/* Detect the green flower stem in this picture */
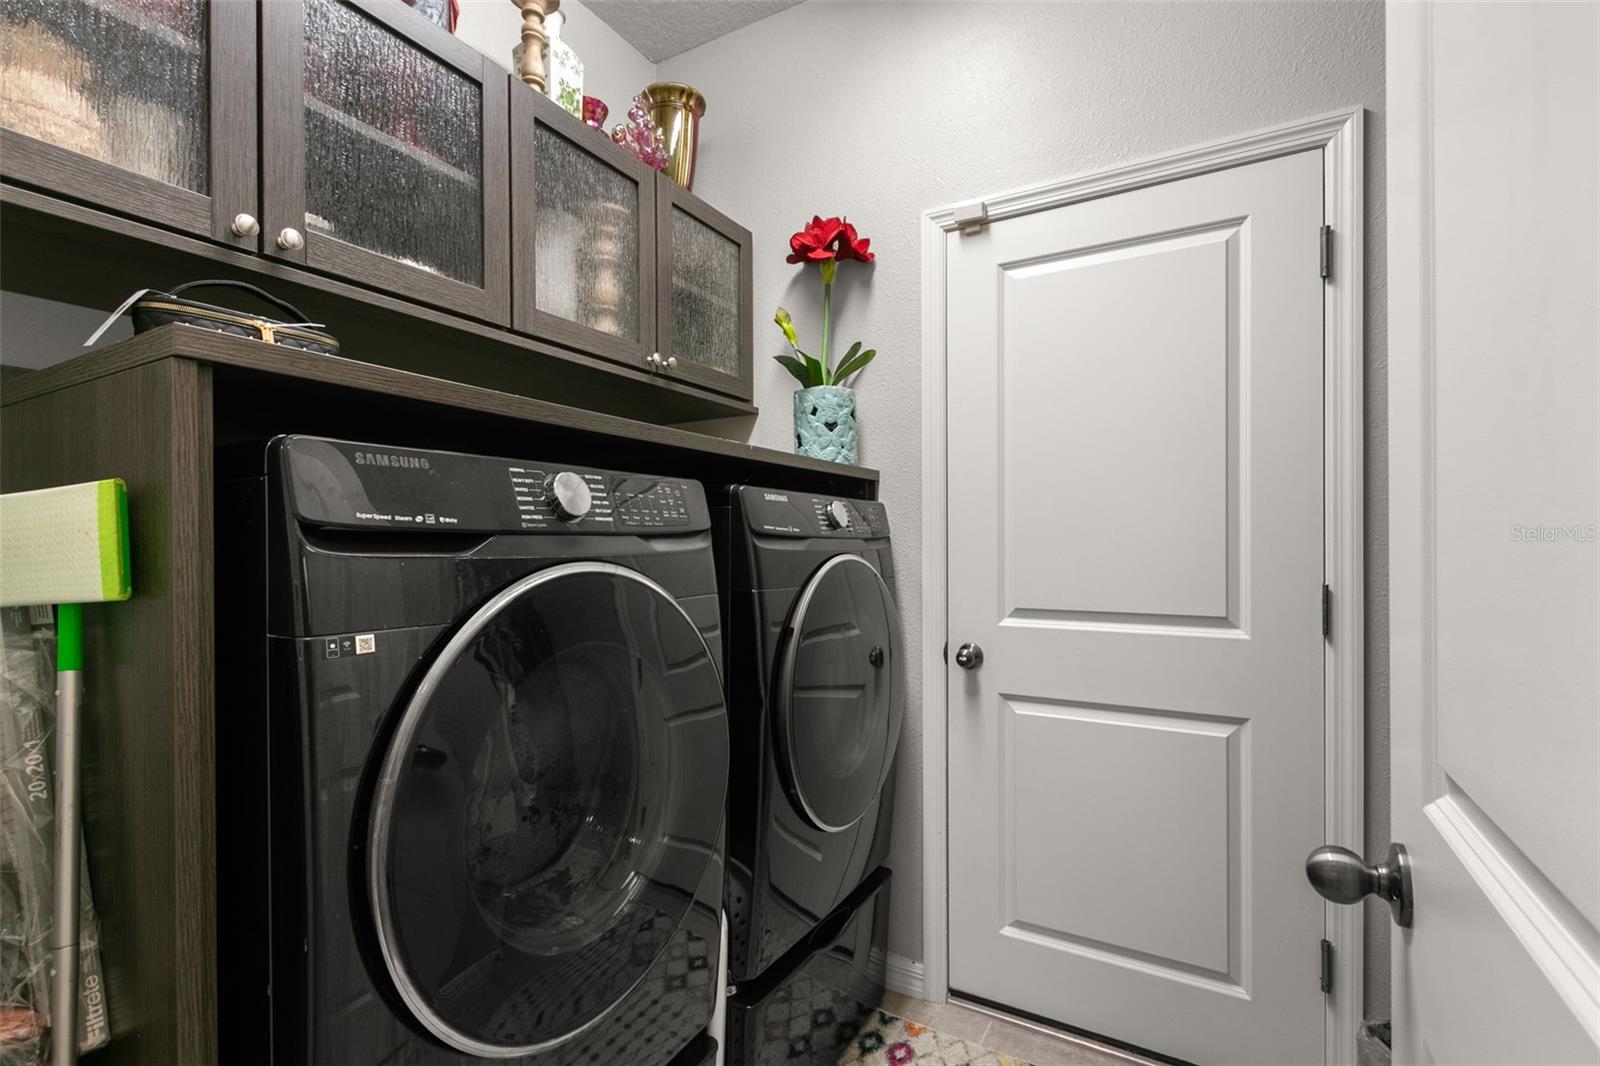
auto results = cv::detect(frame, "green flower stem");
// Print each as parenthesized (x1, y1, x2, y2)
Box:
(819, 259, 836, 378)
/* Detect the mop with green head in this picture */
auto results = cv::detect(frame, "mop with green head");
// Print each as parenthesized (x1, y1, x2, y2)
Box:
(0, 480, 130, 1066)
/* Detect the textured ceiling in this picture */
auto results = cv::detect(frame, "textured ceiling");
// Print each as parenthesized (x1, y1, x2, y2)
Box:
(581, 0, 809, 61)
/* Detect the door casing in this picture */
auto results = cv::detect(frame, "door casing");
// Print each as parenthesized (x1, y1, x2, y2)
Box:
(918, 108, 1367, 1065)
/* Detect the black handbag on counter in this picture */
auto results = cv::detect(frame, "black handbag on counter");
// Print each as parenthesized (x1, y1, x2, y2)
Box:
(85, 280, 340, 355)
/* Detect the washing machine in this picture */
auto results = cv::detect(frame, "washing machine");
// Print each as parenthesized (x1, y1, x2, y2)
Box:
(713, 486, 901, 1065)
(215, 435, 728, 1065)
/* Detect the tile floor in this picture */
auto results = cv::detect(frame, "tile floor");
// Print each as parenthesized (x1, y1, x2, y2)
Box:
(878, 991, 1160, 1066)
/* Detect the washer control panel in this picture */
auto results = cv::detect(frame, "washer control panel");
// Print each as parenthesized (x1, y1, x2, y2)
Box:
(279, 436, 707, 534)
(738, 485, 888, 539)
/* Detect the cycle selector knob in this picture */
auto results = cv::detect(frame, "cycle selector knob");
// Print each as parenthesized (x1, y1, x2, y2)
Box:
(824, 500, 851, 530)
(545, 471, 592, 521)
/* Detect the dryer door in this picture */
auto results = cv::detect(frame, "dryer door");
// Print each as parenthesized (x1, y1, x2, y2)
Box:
(363, 562, 728, 1058)
(774, 553, 904, 832)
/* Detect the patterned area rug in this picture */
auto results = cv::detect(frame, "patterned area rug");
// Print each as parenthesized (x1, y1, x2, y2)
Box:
(837, 1009, 1032, 1066)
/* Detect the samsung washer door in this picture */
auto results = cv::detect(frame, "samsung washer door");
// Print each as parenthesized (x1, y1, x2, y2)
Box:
(774, 554, 903, 832)
(365, 561, 728, 1058)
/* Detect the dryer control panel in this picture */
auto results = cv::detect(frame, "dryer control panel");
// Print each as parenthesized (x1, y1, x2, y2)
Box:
(737, 485, 889, 539)
(278, 436, 709, 534)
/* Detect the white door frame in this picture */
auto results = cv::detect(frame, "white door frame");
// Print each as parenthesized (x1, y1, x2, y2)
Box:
(919, 108, 1367, 1066)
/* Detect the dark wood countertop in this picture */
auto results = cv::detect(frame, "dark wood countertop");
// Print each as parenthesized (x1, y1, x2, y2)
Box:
(3, 324, 880, 485)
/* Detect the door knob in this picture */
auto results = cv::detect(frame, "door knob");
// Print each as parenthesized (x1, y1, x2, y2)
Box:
(954, 642, 984, 670)
(230, 212, 260, 237)
(1305, 842, 1412, 927)
(276, 227, 304, 251)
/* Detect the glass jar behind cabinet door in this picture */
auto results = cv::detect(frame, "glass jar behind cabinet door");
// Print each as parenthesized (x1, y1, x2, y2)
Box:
(509, 80, 655, 372)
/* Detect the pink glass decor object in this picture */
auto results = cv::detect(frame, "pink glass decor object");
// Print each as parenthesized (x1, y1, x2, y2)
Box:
(582, 96, 608, 131)
(610, 94, 668, 172)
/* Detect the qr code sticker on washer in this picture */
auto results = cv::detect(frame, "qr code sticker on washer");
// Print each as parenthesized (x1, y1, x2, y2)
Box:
(355, 634, 375, 655)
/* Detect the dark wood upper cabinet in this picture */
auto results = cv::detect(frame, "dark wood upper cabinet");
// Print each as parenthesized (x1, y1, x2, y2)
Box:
(0, 1, 756, 409)
(260, 0, 510, 325)
(510, 79, 655, 371)
(655, 175, 754, 402)
(0, 0, 258, 250)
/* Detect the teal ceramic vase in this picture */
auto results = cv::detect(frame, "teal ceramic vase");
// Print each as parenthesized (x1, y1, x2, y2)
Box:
(793, 385, 858, 464)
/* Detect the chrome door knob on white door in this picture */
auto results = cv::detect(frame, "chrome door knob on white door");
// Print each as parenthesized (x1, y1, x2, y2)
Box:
(954, 643, 983, 670)
(1305, 842, 1412, 927)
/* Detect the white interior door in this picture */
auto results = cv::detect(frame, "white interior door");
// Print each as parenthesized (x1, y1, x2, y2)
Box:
(1386, 4, 1600, 1064)
(946, 148, 1327, 1065)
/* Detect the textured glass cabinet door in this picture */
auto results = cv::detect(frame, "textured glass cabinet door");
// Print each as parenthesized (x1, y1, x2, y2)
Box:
(0, 0, 257, 245)
(262, 0, 509, 323)
(656, 176, 753, 401)
(511, 84, 653, 367)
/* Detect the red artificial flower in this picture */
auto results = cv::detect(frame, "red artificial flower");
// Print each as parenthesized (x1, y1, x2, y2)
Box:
(786, 215, 845, 264)
(833, 219, 874, 263)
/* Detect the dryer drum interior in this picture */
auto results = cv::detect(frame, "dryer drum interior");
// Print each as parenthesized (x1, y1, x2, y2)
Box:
(772, 553, 904, 834)
(363, 562, 728, 1058)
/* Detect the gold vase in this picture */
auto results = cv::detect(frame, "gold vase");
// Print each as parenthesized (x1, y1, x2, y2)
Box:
(642, 82, 706, 191)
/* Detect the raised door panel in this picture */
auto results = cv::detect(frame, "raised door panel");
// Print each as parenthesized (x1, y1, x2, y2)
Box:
(262, 0, 509, 324)
(510, 81, 654, 369)
(1002, 229, 1237, 626)
(656, 176, 753, 402)
(0, 0, 257, 248)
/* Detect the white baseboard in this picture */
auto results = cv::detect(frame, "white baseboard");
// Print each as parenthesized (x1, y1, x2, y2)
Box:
(882, 951, 926, 999)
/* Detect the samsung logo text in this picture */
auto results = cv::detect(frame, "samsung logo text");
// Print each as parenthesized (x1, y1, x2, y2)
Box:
(354, 452, 431, 470)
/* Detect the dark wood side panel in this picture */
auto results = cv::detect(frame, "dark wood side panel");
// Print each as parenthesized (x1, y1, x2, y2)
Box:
(259, 0, 310, 268)
(207, 0, 261, 250)
(0, 360, 217, 1065)
(481, 61, 511, 326)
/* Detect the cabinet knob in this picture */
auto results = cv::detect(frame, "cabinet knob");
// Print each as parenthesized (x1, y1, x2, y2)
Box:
(230, 213, 260, 237)
(666, 356, 678, 370)
(647, 352, 663, 369)
(276, 227, 305, 251)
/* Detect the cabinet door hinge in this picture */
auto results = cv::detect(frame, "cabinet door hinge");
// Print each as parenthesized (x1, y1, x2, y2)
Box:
(1320, 938, 1334, 994)
(1319, 224, 1333, 279)
(1322, 584, 1332, 639)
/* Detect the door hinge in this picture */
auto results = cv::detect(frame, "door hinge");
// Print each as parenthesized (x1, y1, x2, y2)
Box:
(1322, 584, 1332, 639)
(942, 641, 949, 664)
(1319, 224, 1332, 279)
(1320, 938, 1334, 994)
(951, 198, 989, 235)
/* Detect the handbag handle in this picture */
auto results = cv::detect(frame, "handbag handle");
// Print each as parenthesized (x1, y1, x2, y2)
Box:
(167, 279, 311, 323)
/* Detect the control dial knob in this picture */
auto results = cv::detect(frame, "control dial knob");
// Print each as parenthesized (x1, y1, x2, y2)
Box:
(546, 471, 592, 521)
(823, 500, 851, 530)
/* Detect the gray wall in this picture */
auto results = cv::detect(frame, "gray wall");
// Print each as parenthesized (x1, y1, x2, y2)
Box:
(658, 0, 1391, 1018)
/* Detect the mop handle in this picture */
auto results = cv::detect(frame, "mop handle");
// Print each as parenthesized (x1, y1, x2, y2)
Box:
(51, 604, 83, 1066)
